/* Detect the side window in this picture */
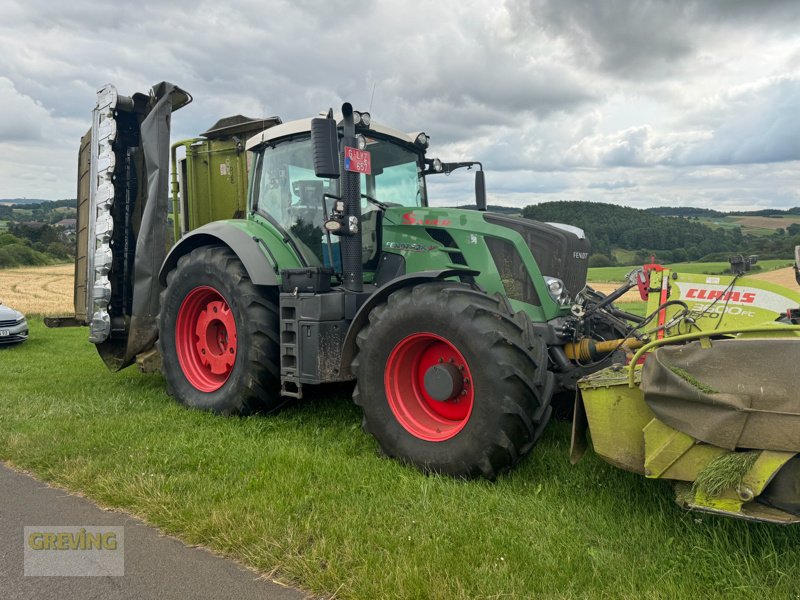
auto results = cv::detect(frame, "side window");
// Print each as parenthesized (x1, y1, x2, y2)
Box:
(255, 139, 332, 265)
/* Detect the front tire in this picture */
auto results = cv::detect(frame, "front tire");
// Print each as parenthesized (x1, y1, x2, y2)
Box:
(157, 245, 281, 415)
(352, 281, 554, 479)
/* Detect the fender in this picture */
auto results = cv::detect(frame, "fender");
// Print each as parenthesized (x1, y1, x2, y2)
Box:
(159, 220, 282, 286)
(338, 268, 479, 379)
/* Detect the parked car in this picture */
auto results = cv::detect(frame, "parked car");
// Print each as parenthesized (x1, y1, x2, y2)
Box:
(0, 304, 28, 345)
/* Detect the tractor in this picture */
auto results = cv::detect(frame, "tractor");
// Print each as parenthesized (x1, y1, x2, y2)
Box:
(66, 82, 800, 522)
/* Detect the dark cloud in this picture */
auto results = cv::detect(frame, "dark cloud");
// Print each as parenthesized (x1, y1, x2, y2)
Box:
(506, 0, 800, 79)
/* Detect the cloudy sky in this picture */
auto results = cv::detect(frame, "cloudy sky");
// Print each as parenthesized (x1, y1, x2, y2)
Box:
(1, 0, 798, 210)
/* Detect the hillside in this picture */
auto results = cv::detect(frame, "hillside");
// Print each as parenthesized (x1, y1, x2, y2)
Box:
(646, 205, 800, 237)
(646, 206, 800, 218)
(0, 199, 77, 267)
(521, 201, 800, 267)
(0, 198, 61, 206)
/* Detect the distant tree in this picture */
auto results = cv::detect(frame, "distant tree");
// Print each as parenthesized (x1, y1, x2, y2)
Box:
(588, 254, 612, 268)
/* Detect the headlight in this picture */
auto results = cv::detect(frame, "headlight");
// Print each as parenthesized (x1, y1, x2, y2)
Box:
(356, 134, 367, 150)
(544, 276, 569, 305)
(432, 158, 443, 172)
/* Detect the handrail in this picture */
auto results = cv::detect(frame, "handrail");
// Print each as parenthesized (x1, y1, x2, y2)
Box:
(627, 324, 800, 387)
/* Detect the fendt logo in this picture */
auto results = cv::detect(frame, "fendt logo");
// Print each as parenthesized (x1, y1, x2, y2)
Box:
(685, 288, 756, 304)
(402, 212, 451, 227)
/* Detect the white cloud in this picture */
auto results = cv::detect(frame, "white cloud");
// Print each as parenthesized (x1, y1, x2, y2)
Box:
(0, 77, 50, 141)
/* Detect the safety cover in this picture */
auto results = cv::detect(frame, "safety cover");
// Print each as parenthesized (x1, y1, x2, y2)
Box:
(641, 338, 800, 452)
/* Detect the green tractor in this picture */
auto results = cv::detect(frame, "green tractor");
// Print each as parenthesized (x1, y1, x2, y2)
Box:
(70, 82, 800, 521)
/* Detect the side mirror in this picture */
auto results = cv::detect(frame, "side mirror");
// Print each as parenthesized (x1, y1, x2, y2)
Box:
(311, 116, 340, 179)
(475, 169, 487, 211)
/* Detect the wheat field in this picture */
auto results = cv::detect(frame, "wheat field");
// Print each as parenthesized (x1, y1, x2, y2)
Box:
(0, 263, 75, 315)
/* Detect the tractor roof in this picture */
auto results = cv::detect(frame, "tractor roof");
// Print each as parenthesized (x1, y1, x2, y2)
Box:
(245, 115, 421, 150)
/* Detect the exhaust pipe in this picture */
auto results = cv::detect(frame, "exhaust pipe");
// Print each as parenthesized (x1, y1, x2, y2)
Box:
(339, 103, 363, 293)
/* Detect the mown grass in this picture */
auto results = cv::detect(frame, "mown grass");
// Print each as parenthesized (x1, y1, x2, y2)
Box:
(2, 321, 800, 598)
(588, 259, 793, 282)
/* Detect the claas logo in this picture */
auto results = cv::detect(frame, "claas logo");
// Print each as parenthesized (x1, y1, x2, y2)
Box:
(685, 288, 756, 304)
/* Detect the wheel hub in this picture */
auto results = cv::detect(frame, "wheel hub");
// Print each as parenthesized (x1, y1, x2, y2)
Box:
(423, 362, 463, 402)
(194, 300, 236, 376)
(384, 332, 474, 442)
(175, 286, 238, 392)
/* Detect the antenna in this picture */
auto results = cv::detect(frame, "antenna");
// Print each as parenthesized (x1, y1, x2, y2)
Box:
(368, 81, 377, 113)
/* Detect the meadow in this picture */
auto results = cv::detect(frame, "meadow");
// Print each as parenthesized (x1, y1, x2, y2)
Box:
(1, 263, 799, 597)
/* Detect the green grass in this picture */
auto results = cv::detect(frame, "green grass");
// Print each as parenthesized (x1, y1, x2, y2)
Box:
(694, 452, 760, 499)
(611, 248, 639, 265)
(2, 321, 800, 598)
(669, 367, 718, 394)
(588, 259, 793, 282)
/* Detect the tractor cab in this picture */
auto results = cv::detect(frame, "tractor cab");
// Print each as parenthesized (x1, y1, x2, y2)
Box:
(245, 114, 430, 279)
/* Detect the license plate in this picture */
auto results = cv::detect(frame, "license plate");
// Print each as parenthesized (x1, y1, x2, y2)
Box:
(0, 330, 9, 337)
(344, 146, 371, 175)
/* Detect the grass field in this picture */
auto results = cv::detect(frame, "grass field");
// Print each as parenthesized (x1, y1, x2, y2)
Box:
(2, 321, 799, 599)
(588, 259, 793, 282)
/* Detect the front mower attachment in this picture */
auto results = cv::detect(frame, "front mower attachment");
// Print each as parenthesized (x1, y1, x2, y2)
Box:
(576, 325, 800, 524)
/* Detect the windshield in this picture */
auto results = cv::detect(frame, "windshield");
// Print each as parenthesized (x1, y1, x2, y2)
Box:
(253, 135, 425, 266)
(358, 136, 426, 208)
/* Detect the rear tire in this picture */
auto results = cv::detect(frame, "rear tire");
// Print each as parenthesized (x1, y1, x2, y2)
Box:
(352, 281, 554, 479)
(157, 245, 281, 415)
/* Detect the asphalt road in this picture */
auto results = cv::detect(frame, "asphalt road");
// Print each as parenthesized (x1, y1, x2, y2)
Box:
(0, 463, 308, 599)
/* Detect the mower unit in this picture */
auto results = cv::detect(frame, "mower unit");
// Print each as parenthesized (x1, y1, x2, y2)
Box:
(573, 267, 800, 523)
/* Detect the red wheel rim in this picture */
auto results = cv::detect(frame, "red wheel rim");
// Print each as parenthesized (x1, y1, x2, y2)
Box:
(385, 332, 474, 442)
(175, 286, 237, 392)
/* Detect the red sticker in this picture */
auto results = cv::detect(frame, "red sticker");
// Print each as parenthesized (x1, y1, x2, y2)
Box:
(344, 146, 371, 175)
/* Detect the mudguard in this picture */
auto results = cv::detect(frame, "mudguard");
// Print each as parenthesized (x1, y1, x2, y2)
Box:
(338, 268, 479, 379)
(159, 220, 283, 287)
